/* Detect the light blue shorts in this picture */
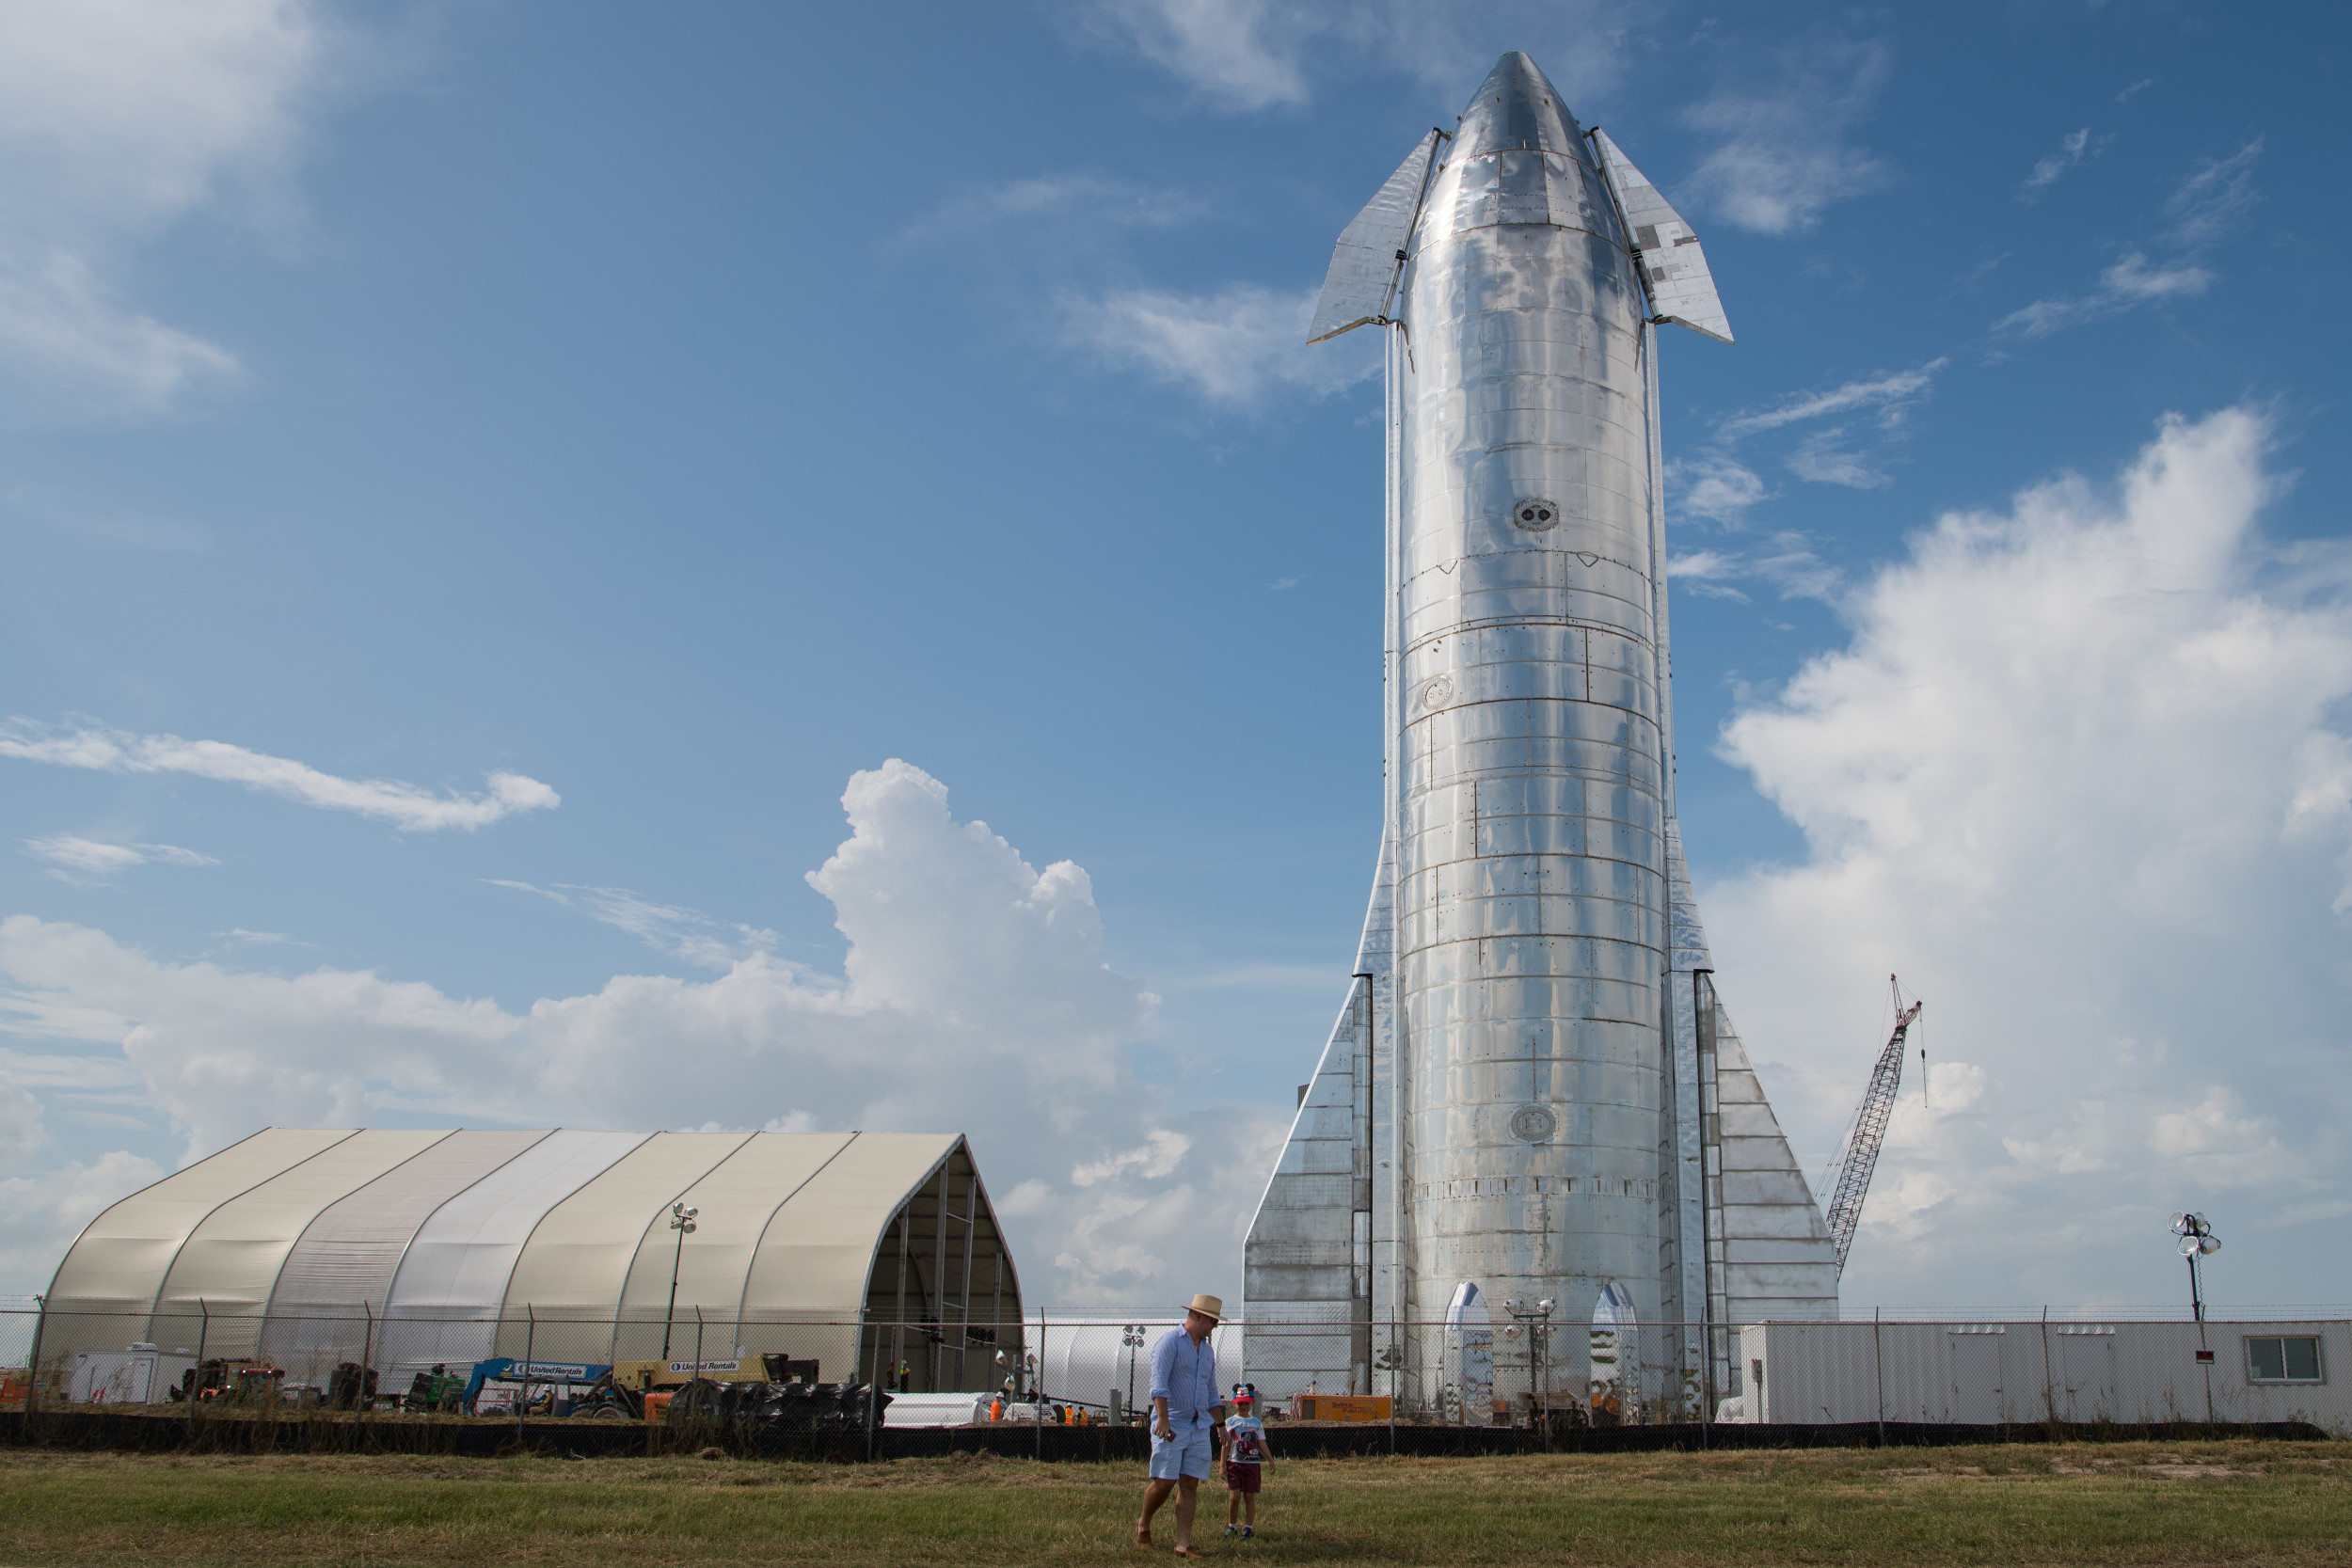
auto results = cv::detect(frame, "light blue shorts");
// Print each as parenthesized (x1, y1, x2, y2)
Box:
(1149, 1419, 1214, 1481)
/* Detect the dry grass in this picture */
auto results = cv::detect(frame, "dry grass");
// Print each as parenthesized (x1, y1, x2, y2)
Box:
(0, 1439, 2345, 1565)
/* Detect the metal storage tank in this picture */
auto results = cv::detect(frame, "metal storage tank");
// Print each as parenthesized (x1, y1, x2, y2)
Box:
(34, 1128, 1023, 1399)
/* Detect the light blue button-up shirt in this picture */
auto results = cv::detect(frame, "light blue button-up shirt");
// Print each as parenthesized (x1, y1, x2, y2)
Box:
(1148, 1325, 1217, 1426)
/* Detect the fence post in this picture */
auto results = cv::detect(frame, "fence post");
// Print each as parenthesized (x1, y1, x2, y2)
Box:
(694, 1307, 706, 1383)
(359, 1301, 374, 1445)
(1388, 1317, 1396, 1453)
(521, 1306, 535, 1442)
(1703, 1316, 1722, 1448)
(1035, 1315, 1044, 1461)
(188, 1299, 209, 1436)
(1872, 1307, 1885, 1446)
(864, 1307, 879, 1462)
(22, 1294, 45, 1423)
(2040, 1306, 2056, 1428)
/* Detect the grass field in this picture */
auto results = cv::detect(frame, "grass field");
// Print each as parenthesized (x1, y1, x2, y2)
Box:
(0, 1440, 2344, 1565)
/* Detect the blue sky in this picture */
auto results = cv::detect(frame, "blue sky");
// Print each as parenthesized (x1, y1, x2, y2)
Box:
(1, 0, 2346, 1314)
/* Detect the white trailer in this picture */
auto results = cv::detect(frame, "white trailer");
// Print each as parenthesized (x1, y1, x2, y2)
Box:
(1730, 1319, 2349, 1431)
(67, 1346, 197, 1405)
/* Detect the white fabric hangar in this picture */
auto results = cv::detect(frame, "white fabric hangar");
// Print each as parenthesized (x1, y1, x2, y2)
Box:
(40, 1128, 1021, 1392)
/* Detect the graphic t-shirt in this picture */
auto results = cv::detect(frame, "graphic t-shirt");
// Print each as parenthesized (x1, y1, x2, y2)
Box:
(1225, 1415, 1267, 1465)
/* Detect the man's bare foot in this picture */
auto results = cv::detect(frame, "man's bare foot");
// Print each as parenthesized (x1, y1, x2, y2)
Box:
(1134, 1521, 1152, 1548)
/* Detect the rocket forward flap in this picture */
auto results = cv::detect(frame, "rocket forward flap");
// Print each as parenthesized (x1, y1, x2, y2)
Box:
(1591, 129, 1733, 345)
(1307, 130, 1443, 345)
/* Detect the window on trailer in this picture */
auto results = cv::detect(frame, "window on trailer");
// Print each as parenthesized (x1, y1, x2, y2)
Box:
(2244, 1337, 2324, 1384)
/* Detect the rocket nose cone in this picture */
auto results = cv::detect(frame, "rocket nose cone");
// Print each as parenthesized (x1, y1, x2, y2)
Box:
(1455, 51, 1585, 161)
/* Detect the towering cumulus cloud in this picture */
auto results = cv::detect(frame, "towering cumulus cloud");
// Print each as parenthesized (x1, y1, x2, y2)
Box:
(1705, 406, 2352, 1304)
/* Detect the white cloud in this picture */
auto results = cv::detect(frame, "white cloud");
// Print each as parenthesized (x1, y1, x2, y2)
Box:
(219, 928, 313, 948)
(0, 1050, 143, 1092)
(1073, 1128, 1192, 1186)
(1995, 141, 2256, 341)
(0, 719, 558, 832)
(0, 248, 241, 419)
(1669, 548, 1749, 601)
(1683, 32, 1892, 235)
(1718, 362, 1945, 440)
(2165, 138, 2264, 249)
(1688, 361, 1942, 511)
(0, 1151, 163, 1291)
(0, 1072, 46, 1168)
(1995, 253, 2214, 339)
(1664, 532, 1840, 604)
(1702, 406, 2352, 1305)
(1078, 0, 1312, 109)
(1669, 549, 1740, 580)
(1785, 429, 1893, 490)
(0, 759, 1283, 1308)
(22, 834, 216, 881)
(1749, 532, 1841, 601)
(1066, 283, 1378, 406)
(1070, 0, 1629, 113)
(490, 880, 778, 972)
(2020, 127, 2095, 196)
(1673, 457, 1767, 526)
(0, 0, 334, 419)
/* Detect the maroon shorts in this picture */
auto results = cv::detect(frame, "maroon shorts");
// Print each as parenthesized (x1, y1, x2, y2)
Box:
(1225, 1461, 1262, 1494)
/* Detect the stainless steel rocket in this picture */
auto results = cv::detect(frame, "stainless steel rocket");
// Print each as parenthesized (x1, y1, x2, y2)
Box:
(1244, 52, 1837, 1418)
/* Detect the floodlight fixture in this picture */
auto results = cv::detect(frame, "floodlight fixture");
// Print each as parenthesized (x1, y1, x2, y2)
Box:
(2167, 1209, 2220, 1327)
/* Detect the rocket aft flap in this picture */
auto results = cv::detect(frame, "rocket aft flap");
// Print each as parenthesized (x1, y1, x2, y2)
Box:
(1242, 53, 1836, 1418)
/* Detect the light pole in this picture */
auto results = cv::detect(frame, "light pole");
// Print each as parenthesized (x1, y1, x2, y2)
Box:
(2170, 1212, 2221, 1423)
(1121, 1324, 1146, 1423)
(660, 1201, 698, 1361)
(2170, 1212, 2221, 1326)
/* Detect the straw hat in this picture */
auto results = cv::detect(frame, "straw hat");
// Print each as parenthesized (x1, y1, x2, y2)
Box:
(1183, 1293, 1224, 1323)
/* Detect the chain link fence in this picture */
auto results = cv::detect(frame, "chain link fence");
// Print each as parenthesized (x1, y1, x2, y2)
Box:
(5, 1302, 2343, 1433)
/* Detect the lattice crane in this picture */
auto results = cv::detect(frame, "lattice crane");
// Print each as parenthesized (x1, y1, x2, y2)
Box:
(1823, 975, 1924, 1275)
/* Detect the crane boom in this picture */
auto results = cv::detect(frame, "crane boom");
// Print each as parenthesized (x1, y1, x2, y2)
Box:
(1823, 975, 1924, 1275)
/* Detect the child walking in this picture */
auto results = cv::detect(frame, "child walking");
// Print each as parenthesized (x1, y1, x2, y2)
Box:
(1219, 1384, 1275, 1540)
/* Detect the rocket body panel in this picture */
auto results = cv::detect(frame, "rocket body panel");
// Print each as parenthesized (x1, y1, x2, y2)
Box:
(1243, 50, 1834, 1409)
(1391, 55, 1667, 1331)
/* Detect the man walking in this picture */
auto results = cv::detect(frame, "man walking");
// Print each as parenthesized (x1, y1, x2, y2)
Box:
(1136, 1294, 1223, 1556)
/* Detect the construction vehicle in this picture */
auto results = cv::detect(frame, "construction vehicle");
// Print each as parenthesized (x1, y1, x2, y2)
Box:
(570, 1354, 823, 1420)
(1822, 975, 1925, 1275)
